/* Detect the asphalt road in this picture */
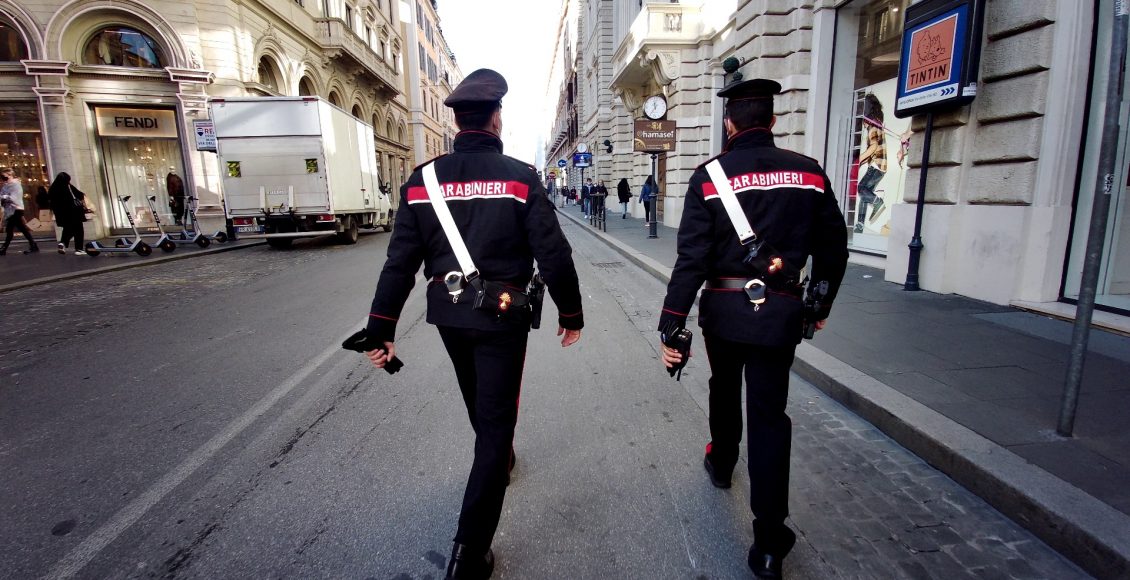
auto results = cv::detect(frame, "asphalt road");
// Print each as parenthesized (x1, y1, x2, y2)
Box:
(0, 222, 1087, 579)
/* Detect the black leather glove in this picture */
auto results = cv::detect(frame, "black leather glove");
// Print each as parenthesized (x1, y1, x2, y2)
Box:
(341, 329, 404, 374)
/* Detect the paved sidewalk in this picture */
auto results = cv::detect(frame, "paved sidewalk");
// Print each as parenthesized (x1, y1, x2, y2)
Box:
(0, 233, 263, 293)
(559, 204, 1130, 578)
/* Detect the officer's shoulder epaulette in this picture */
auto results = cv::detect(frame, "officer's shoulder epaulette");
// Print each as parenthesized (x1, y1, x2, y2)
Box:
(412, 153, 449, 172)
(695, 151, 727, 171)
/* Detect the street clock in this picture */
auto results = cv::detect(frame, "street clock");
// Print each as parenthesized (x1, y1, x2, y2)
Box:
(643, 95, 668, 120)
(576, 142, 588, 153)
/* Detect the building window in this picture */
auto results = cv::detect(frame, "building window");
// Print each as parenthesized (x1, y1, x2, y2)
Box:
(352, 104, 363, 119)
(82, 27, 164, 68)
(345, 4, 354, 29)
(0, 16, 29, 61)
(379, 40, 387, 60)
(418, 44, 425, 70)
(298, 76, 315, 96)
(257, 57, 279, 93)
(427, 57, 437, 82)
(322, 0, 330, 17)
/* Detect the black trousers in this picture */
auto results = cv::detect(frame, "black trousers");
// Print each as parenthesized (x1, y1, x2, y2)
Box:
(60, 218, 84, 251)
(438, 326, 528, 552)
(3, 210, 37, 249)
(703, 332, 797, 549)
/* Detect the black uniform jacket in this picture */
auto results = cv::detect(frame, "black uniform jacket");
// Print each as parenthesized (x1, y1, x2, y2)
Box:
(367, 130, 584, 342)
(658, 128, 848, 347)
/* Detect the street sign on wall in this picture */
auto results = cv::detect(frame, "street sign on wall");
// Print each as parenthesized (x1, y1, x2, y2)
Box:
(557, 159, 567, 168)
(894, 0, 986, 118)
(633, 120, 677, 152)
(572, 152, 592, 167)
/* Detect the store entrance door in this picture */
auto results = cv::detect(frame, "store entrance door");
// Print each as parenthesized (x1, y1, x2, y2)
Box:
(1064, 0, 1130, 313)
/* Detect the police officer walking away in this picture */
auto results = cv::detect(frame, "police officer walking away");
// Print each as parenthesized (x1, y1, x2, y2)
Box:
(358, 69, 584, 580)
(657, 79, 848, 578)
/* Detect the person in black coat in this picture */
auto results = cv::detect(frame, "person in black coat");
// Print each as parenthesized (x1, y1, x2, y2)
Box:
(616, 178, 631, 218)
(658, 78, 848, 579)
(360, 69, 584, 580)
(47, 172, 88, 255)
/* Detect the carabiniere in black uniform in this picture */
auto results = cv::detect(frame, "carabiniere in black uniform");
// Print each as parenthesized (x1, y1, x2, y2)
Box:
(361, 69, 583, 580)
(658, 78, 848, 579)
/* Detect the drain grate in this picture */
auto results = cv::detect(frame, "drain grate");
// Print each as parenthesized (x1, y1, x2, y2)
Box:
(591, 261, 625, 269)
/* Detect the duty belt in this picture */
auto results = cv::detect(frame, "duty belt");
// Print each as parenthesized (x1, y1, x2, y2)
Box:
(707, 278, 803, 294)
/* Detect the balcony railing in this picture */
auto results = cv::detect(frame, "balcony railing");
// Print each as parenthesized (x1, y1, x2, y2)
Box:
(611, 0, 711, 89)
(314, 18, 399, 95)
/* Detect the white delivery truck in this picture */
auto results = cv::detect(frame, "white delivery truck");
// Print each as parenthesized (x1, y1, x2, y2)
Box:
(210, 96, 393, 248)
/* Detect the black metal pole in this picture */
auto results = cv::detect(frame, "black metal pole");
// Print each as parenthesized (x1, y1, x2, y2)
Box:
(1059, 6, 1127, 437)
(648, 153, 658, 239)
(904, 111, 935, 291)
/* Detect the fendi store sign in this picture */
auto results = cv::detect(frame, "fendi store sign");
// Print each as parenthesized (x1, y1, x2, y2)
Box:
(94, 107, 178, 138)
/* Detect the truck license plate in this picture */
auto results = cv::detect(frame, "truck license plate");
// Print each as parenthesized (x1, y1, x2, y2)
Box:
(236, 225, 262, 233)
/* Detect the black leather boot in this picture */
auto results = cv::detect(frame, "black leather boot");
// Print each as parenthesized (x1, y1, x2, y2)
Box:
(748, 523, 796, 579)
(445, 543, 494, 580)
(703, 443, 733, 488)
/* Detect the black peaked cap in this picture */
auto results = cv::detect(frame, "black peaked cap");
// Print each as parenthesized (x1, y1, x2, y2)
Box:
(445, 68, 508, 111)
(717, 78, 781, 100)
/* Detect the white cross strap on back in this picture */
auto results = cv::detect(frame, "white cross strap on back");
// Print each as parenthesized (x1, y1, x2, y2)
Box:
(423, 162, 479, 280)
(705, 160, 757, 245)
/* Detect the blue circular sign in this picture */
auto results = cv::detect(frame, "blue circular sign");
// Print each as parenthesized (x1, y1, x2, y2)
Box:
(557, 159, 567, 168)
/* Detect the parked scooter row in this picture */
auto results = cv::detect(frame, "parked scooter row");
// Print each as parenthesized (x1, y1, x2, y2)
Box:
(85, 194, 227, 257)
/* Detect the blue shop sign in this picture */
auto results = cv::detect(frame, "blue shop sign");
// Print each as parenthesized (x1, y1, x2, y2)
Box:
(894, 0, 985, 118)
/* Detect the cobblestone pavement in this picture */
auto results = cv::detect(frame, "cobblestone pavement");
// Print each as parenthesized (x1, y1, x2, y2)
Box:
(572, 218, 1090, 579)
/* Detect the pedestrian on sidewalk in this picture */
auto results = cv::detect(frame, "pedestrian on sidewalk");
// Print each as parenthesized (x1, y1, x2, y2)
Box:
(581, 178, 593, 218)
(356, 69, 584, 580)
(616, 178, 632, 218)
(0, 167, 39, 255)
(640, 175, 657, 225)
(657, 78, 848, 579)
(47, 172, 89, 255)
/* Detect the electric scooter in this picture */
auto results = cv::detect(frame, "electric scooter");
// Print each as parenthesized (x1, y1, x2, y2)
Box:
(179, 195, 228, 246)
(85, 195, 153, 257)
(140, 195, 179, 253)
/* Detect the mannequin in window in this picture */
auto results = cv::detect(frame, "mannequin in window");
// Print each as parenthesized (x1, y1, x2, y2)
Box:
(854, 94, 888, 234)
(166, 169, 186, 225)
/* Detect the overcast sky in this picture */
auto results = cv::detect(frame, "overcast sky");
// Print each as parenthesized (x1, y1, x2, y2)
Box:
(436, 0, 560, 165)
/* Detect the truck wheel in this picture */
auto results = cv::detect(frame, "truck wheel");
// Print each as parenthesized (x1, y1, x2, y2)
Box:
(337, 217, 359, 245)
(267, 238, 293, 249)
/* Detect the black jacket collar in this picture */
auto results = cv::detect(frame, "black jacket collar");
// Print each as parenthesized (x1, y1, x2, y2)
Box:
(724, 127, 775, 152)
(453, 130, 504, 153)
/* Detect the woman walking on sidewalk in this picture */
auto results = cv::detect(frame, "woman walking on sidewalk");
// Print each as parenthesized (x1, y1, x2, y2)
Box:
(616, 178, 632, 218)
(0, 167, 39, 255)
(48, 172, 88, 255)
(640, 175, 658, 225)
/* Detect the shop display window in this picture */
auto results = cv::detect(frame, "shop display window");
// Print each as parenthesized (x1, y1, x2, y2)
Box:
(828, 0, 912, 255)
(0, 103, 51, 233)
(82, 27, 163, 69)
(101, 139, 185, 230)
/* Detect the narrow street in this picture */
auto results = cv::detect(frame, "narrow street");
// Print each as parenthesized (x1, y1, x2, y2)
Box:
(0, 219, 1086, 579)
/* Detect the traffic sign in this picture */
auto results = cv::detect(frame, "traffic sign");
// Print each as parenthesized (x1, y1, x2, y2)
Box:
(548, 171, 557, 179)
(557, 159, 567, 168)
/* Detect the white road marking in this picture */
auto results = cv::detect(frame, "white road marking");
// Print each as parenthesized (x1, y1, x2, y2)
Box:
(44, 330, 356, 580)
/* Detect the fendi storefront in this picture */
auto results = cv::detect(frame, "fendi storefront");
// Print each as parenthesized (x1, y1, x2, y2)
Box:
(92, 106, 186, 232)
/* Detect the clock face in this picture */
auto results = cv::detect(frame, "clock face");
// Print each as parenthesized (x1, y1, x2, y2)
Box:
(576, 142, 588, 153)
(644, 95, 667, 119)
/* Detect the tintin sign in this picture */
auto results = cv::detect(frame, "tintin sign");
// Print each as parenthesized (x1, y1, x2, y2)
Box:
(895, 0, 985, 118)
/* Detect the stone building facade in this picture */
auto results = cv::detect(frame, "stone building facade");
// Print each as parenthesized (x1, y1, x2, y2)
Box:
(403, 0, 460, 167)
(554, 0, 1128, 317)
(0, 0, 410, 239)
